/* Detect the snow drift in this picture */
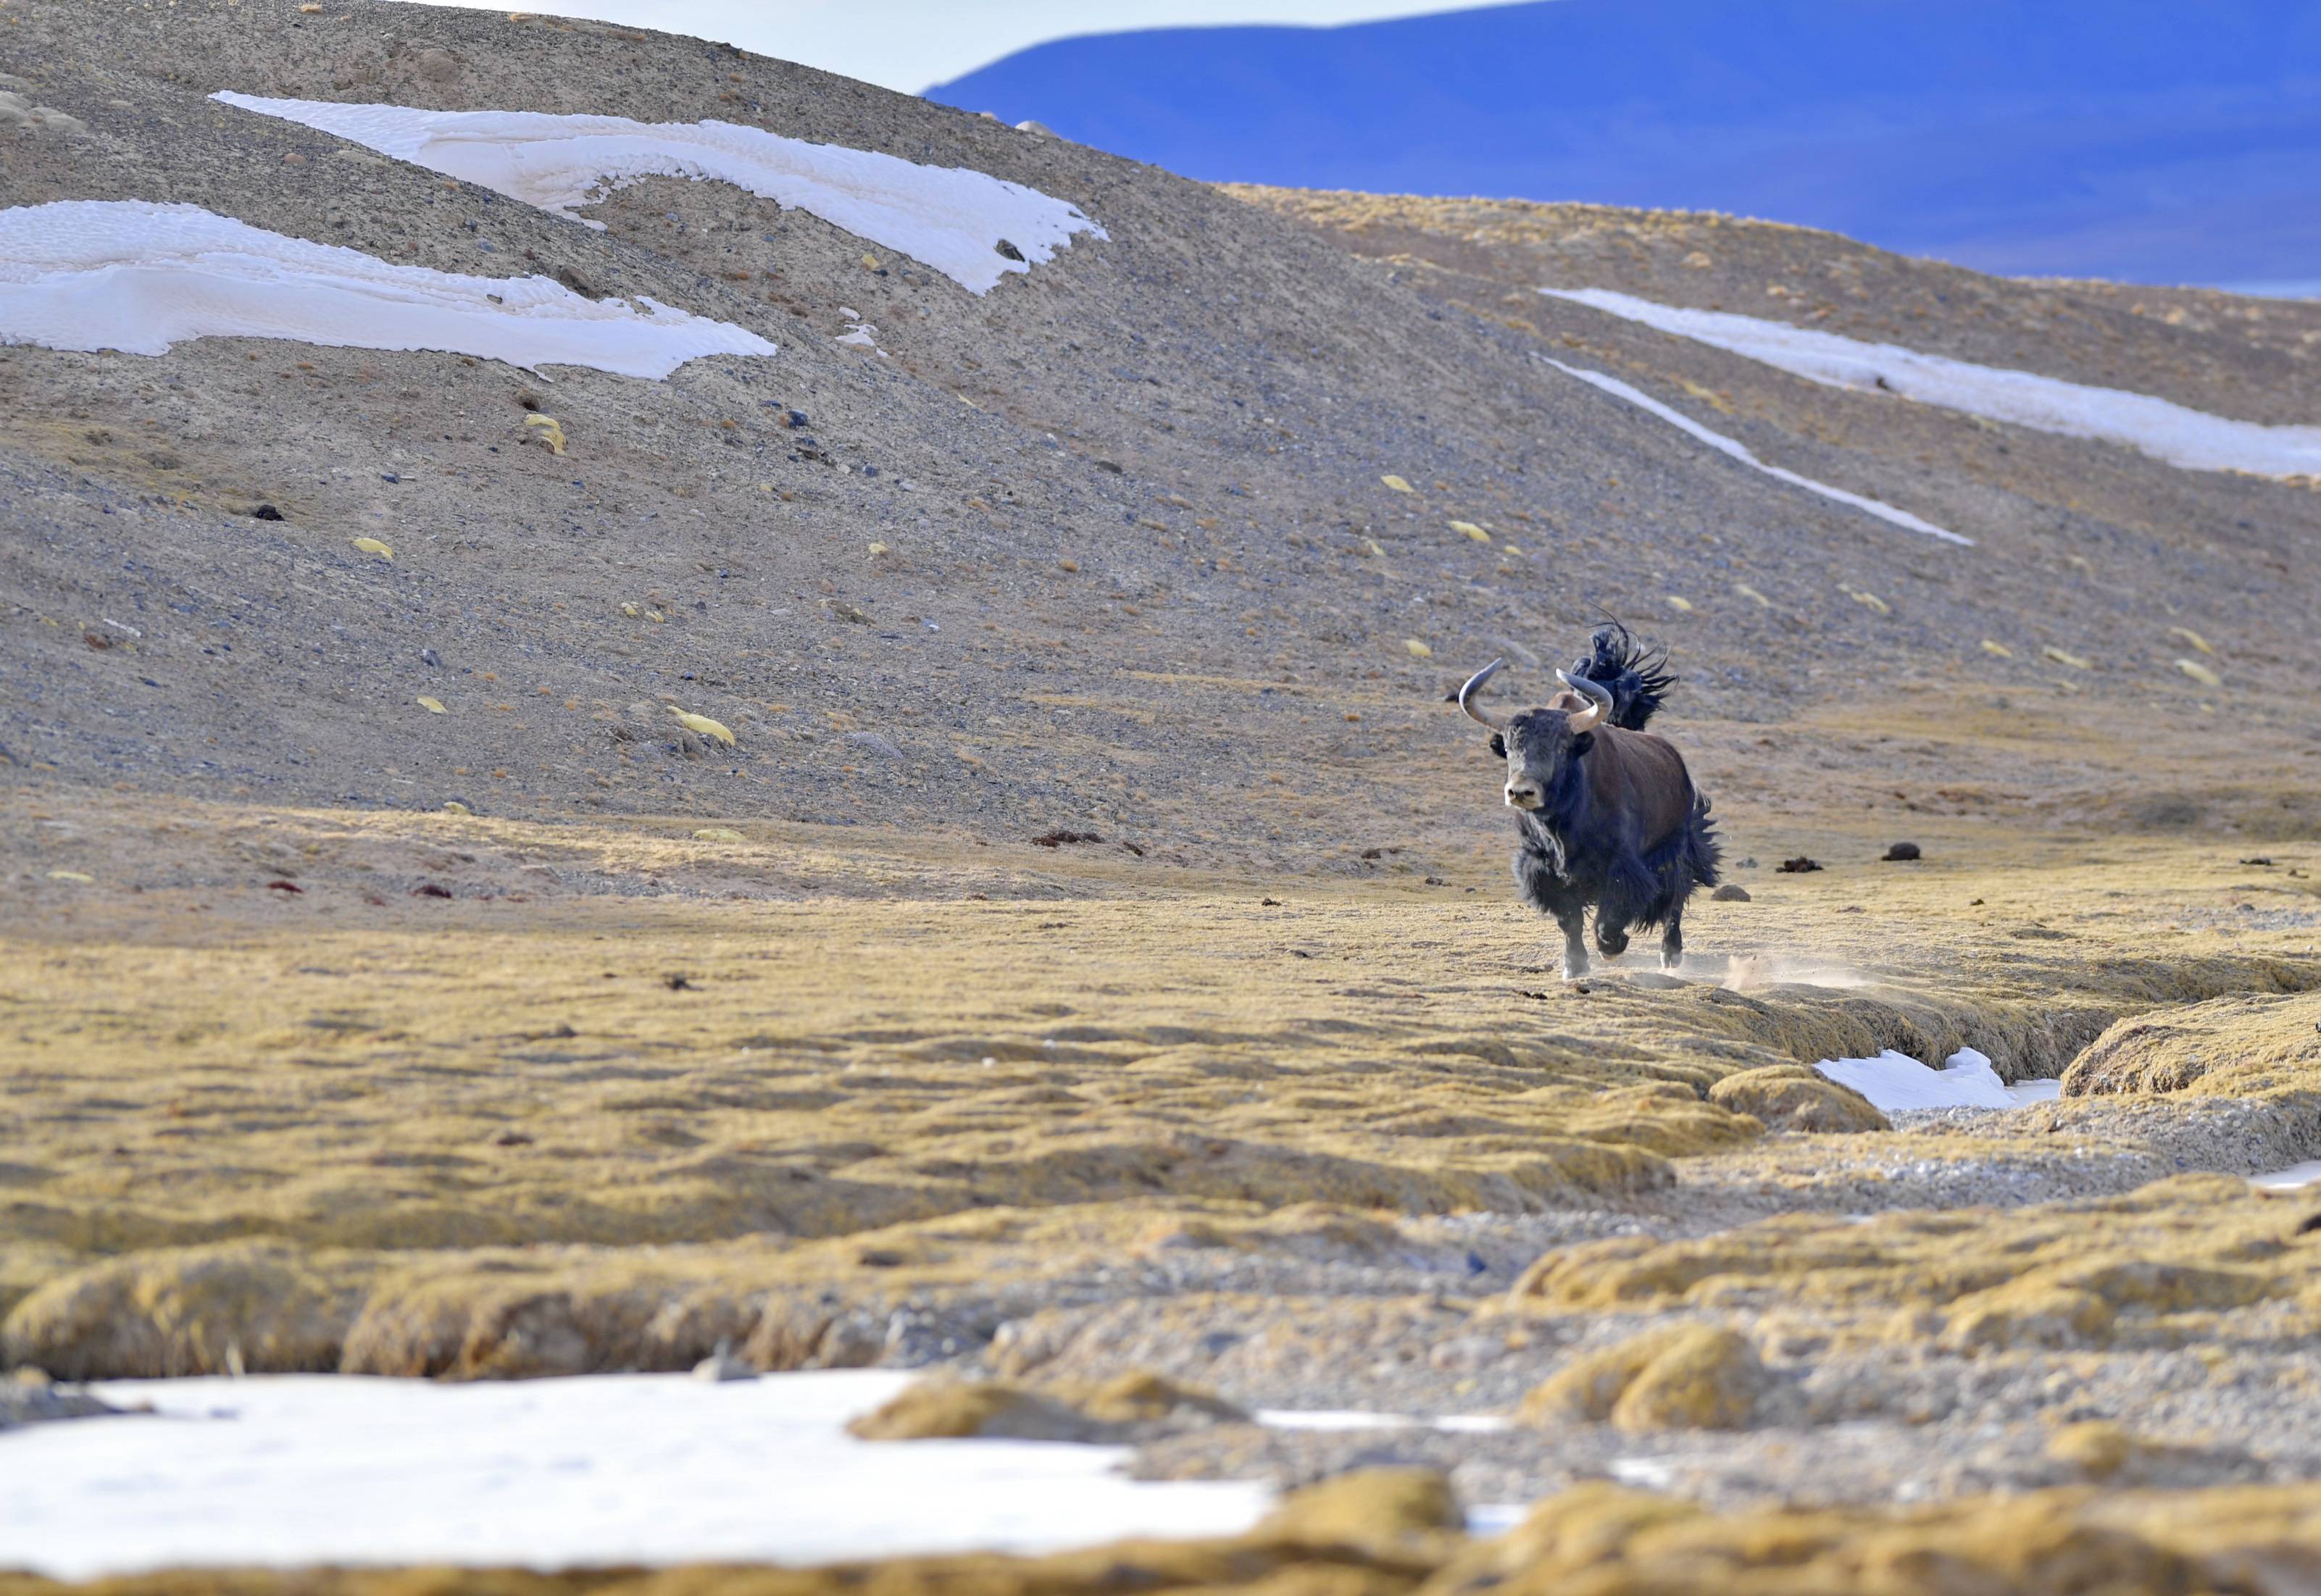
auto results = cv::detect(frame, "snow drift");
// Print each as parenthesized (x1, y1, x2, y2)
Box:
(1815, 1047, 2047, 1112)
(213, 93, 1107, 296)
(1543, 357, 1968, 543)
(1544, 287, 2321, 479)
(0, 200, 776, 377)
(1, 1371, 1267, 1578)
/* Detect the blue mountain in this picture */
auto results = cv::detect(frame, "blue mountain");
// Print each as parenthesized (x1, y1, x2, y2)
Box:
(928, 0, 2321, 289)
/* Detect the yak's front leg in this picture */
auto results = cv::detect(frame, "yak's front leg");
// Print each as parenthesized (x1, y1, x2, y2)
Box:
(1516, 848, 1592, 980)
(1554, 900, 1591, 980)
(1594, 914, 1631, 961)
(1660, 902, 1685, 972)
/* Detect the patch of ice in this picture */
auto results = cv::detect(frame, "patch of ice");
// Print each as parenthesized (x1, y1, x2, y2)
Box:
(1540, 356, 1969, 544)
(2251, 1160, 2321, 1191)
(2006, 1077, 2065, 1106)
(1464, 1504, 1528, 1535)
(1607, 1456, 1678, 1490)
(0, 1372, 1267, 1579)
(1815, 1047, 2014, 1111)
(213, 93, 1106, 296)
(0, 201, 775, 377)
(1542, 288, 2321, 480)
(1255, 1407, 1417, 1431)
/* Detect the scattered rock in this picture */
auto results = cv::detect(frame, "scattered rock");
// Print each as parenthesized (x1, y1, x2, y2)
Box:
(690, 1337, 754, 1382)
(1710, 884, 1751, 901)
(1776, 856, 1822, 873)
(1032, 829, 1103, 848)
(0, 1368, 126, 1431)
(1882, 841, 1922, 861)
(249, 504, 284, 520)
(843, 731, 904, 760)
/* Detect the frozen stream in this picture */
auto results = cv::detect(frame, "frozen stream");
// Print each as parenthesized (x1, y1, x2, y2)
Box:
(0, 1371, 1269, 1579)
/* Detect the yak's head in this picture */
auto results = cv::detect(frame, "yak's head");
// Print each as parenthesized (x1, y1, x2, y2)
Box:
(1457, 659, 1612, 812)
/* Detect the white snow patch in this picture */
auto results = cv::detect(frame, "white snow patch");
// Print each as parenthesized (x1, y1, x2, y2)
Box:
(2252, 1159, 2321, 1191)
(2006, 1076, 2065, 1106)
(1257, 1407, 1416, 1431)
(0, 201, 774, 377)
(0, 1371, 1267, 1579)
(1542, 288, 2321, 480)
(1814, 1047, 2017, 1112)
(213, 93, 1106, 296)
(1540, 356, 1968, 544)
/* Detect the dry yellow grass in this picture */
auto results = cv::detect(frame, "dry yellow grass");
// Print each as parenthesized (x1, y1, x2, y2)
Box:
(4, 790, 2319, 1380)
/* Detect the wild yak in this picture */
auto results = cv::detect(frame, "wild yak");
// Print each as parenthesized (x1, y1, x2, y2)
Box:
(1457, 626, 1720, 979)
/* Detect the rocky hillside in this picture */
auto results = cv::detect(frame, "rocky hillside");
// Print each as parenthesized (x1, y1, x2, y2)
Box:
(7, 0, 2318, 874)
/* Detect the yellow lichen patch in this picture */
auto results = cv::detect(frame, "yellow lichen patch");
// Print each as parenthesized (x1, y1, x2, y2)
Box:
(1524, 1323, 1764, 1432)
(349, 537, 393, 561)
(2043, 645, 2093, 669)
(2176, 656, 2223, 688)
(524, 414, 567, 454)
(415, 695, 446, 714)
(1404, 638, 1433, 658)
(665, 706, 736, 745)
(1381, 474, 1414, 493)
(1980, 638, 2014, 657)
(2169, 625, 2216, 656)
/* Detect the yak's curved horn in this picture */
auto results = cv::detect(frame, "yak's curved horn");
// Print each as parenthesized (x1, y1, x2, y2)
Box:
(1457, 659, 1509, 730)
(1556, 669, 1612, 732)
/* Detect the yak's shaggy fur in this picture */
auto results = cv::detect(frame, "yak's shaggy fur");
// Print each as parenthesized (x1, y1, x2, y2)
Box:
(1475, 625, 1720, 978)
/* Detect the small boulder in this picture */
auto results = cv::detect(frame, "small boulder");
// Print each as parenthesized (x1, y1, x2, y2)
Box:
(1883, 842, 1923, 861)
(1776, 856, 1822, 874)
(1710, 884, 1751, 902)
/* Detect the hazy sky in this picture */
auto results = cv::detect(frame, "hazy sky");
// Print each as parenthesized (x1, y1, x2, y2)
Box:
(416, 1, 1507, 93)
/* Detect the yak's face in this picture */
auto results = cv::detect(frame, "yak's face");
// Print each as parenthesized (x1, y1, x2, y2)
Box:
(1491, 709, 1594, 811)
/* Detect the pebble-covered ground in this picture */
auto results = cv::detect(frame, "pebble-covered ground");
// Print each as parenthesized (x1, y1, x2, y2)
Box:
(7, 2, 2321, 1590)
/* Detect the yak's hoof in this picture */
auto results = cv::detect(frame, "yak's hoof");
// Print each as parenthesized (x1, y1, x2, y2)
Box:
(1562, 958, 1590, 982)
(1660, 947, 1685, 972)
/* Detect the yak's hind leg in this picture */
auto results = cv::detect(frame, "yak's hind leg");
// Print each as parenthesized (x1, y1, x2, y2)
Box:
(1517, 848, 1593, 980)
(1651, 792, 1721, 972)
